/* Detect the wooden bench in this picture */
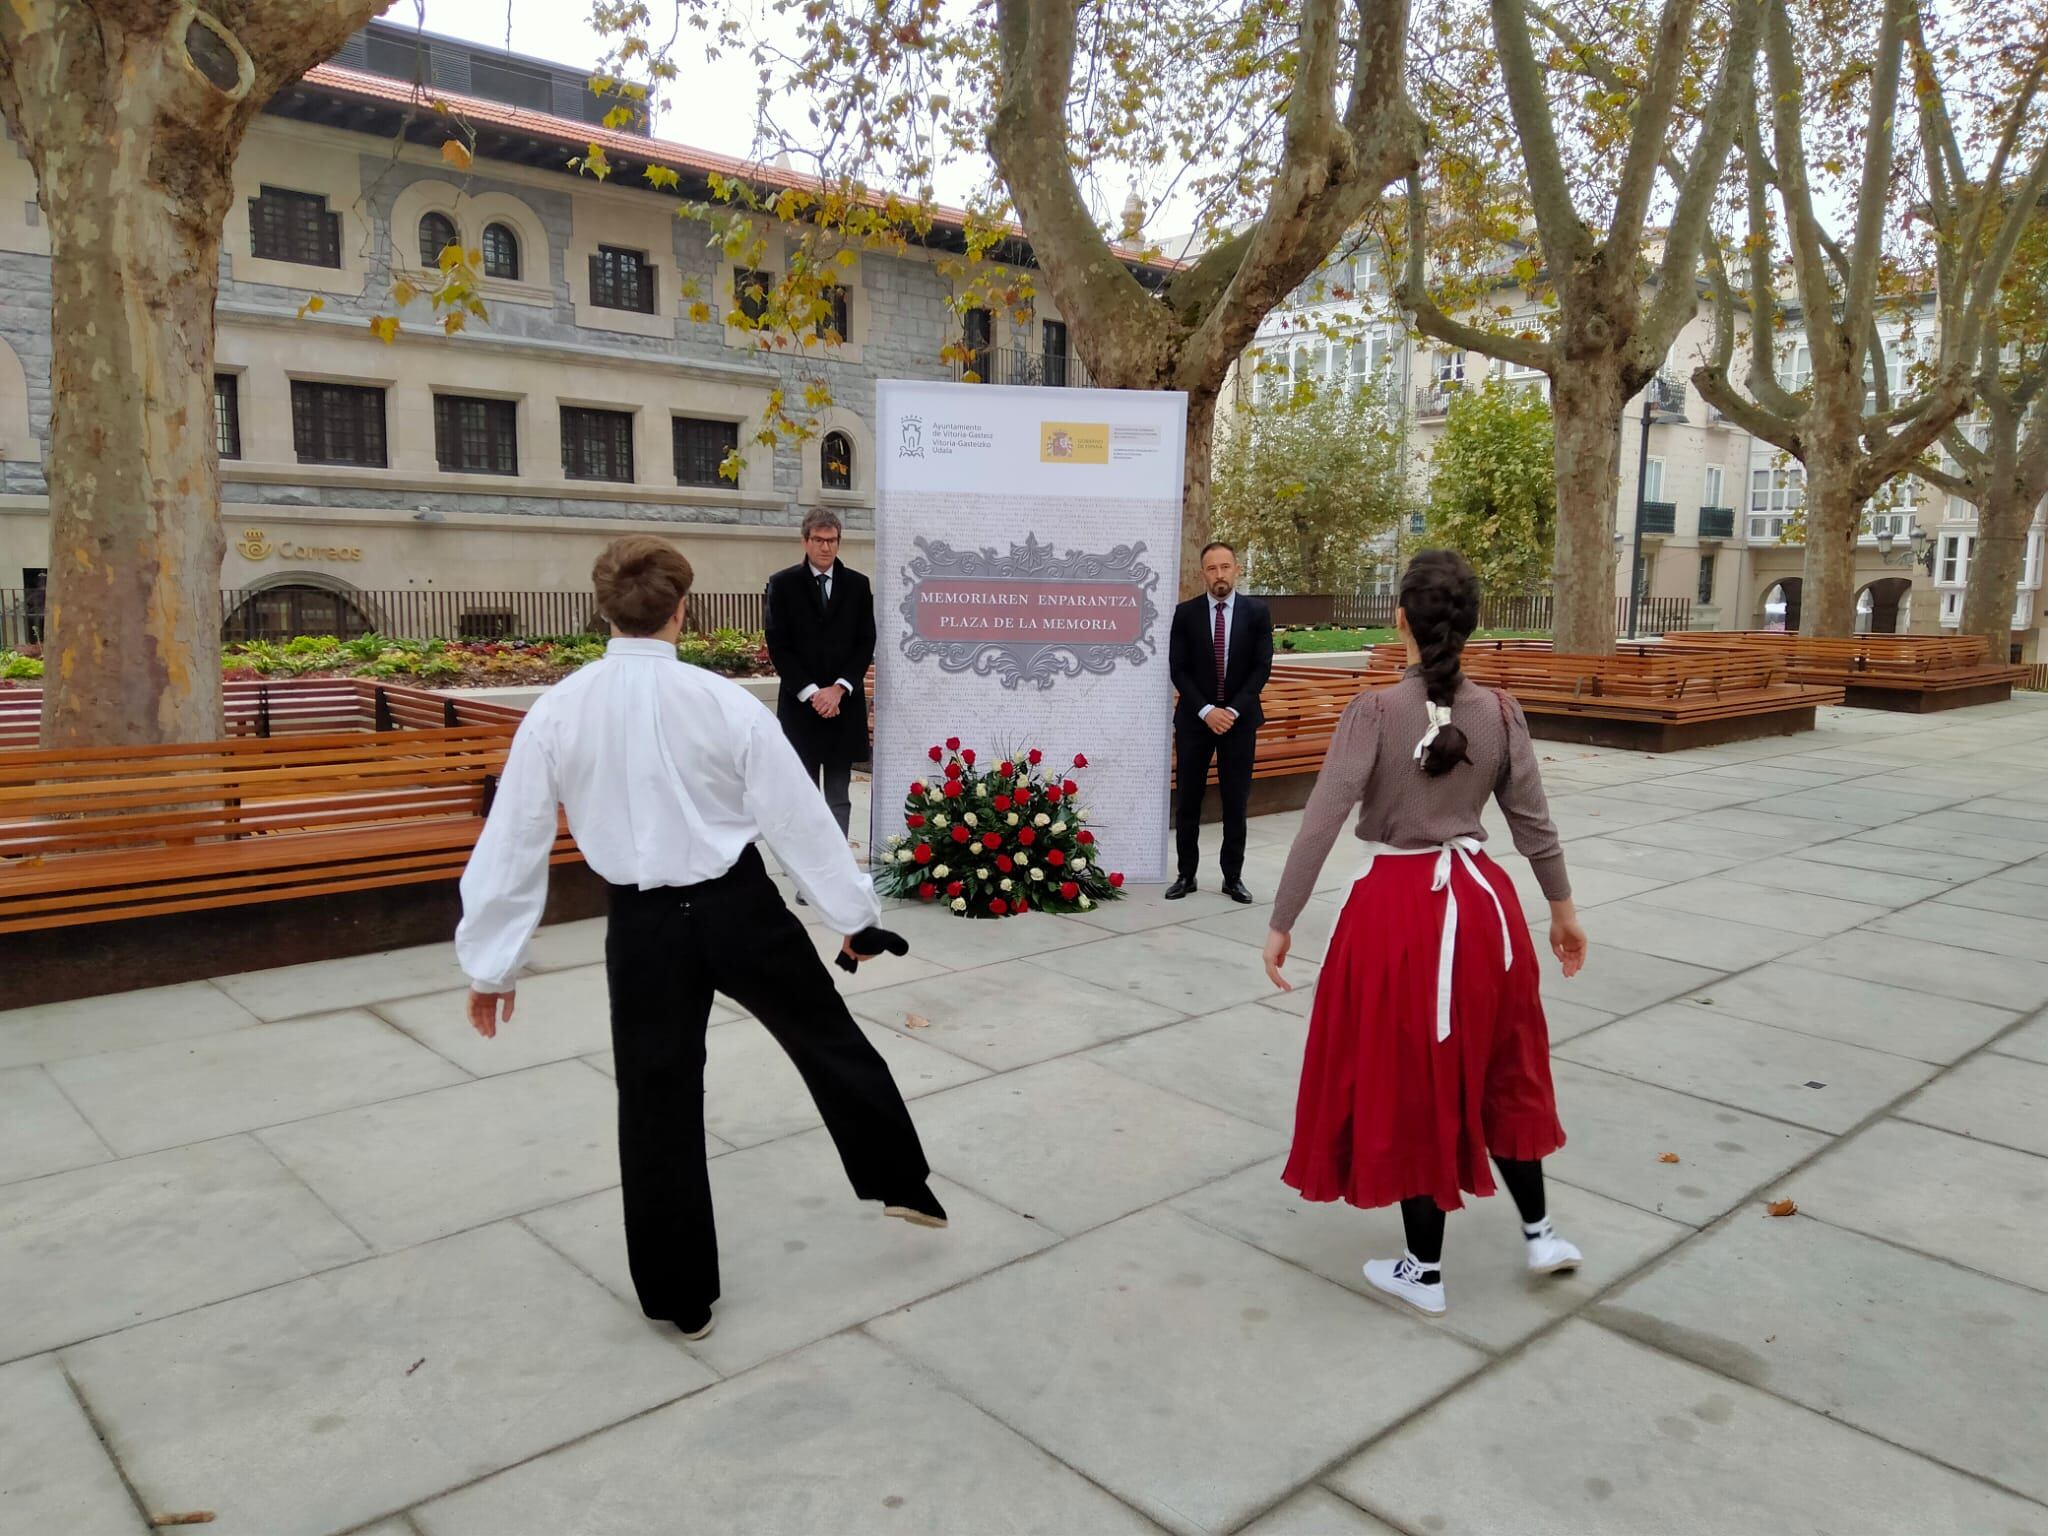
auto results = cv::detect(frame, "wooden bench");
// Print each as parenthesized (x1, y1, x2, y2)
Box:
(1361, 640, 1845, 751)
(0, 677, 528, 750)
(0, 683, 600, 1008)
(1648, 631, 2029, 711)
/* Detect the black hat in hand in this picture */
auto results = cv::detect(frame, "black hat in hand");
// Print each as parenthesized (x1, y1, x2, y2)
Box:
(834, 925, 910, 974)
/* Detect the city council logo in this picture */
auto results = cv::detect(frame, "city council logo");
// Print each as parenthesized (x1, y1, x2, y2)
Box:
(237, 528, 272, 560)
(897, 416, 925, 458)
(1038, 421, 1109, 464)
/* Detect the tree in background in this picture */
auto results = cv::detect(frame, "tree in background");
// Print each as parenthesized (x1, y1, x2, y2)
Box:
(1212, 377, 1410, 594)
(1424, 378, 1557, 593)
(1397, 0, 1763, 653)
(0, 0, 392, 746)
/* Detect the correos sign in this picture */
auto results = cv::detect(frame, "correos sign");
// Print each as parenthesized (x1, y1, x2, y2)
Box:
(235, 528, 363, 563)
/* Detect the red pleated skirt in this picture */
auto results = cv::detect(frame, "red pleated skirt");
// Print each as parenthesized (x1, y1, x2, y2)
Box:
(1282, 846, 1564, 1213)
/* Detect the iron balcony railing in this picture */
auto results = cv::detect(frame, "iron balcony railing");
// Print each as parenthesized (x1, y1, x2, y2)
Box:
(1698, 506, 1736, 540)
(1639, 501, 1678, 536)
(961, 346, 1094, 389)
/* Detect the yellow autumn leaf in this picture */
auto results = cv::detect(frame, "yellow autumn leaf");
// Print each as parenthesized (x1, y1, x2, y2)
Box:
(1766, 1198, 1798, 1218)
(294, 295, 324, 320)
(391, 279, 418, 308)
(643, 164, 680, 191)
(440, 139, 473, 171)
(686, 302, 712, 323)
(367, 315, 400, 344)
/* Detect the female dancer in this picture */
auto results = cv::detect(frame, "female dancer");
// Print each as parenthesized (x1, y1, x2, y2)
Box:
(1262, 550, 1589, 1317)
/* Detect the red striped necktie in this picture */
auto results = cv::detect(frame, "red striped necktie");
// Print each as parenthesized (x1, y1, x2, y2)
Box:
(1212, 600, 1227, 696)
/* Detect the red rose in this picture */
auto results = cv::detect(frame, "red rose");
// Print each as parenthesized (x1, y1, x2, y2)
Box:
(906, 814, 926, 828)
(946, 880, 963, 897)
(996, 854, 1014, 873)
(998, 761, 1014, 776)
(992, 794, 1011, 812)
(929, 746, 943, 763)
(1072, 753, 1088, 768)
(944, 760, 962, 781)
(1059, 880, 1079, 900)
(909, 781, 926, 796)
(918, 883, 937, 901)
(1076, 829, 1094, 844)
(1017, 827, 1036, 846)
(962, 748, 976, 766)
(943, 781, 964, 799)
(1012, 898, 1028, 914)
(1028, 748, 1043, 764)
(989, 897, 1007, 915)
(951, 824, 971, 843)
(1109, 871, 1125, 888)
(1047, 848, 1065, 867)
(946, 736, 960, 751)
(1062, 779, 1079, 796)
(1045, 785, 1062, 804)
(981, 831, 1001, 850)
(913, 843, 934, 865)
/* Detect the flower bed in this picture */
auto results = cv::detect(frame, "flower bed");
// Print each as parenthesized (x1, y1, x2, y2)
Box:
(0, 629, 773, 689)
(874, 739, 1126, 918)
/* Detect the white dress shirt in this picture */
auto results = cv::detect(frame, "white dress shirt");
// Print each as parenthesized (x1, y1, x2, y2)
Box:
(1197, 590, 1237, 720)
(456, 637, 881, 990)
(794, 559, 855, 704)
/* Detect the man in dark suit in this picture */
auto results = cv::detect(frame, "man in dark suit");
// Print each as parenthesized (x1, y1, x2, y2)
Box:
(1167, 540, 1272, 903)
(764, 510, 876, 848)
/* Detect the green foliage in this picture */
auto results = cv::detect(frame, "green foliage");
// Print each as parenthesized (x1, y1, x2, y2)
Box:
(1424, 379, 1557, 593)
(675, 627, 770, 676)
(1212, 379, 1412, 593)
(0, 650, 43, 680)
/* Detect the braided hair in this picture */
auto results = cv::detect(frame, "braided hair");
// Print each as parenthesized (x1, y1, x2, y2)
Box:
(1398, 549, 1482, 777)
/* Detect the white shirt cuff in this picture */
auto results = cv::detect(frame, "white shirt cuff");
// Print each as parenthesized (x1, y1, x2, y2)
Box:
(468, 978, 516, 996)
(1198, 704, 1214, 719)
(834, 678, 852, 693)
(797, 683, 818, 702)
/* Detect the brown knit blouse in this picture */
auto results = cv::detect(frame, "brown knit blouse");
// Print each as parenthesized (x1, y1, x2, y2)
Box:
(1270, 670, 1571, 933)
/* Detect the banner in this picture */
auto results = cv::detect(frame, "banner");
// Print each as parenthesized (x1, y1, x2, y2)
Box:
(872, 380, 1187, 882)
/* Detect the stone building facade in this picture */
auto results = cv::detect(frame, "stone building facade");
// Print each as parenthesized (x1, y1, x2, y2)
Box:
(0, 23, 1133, 640)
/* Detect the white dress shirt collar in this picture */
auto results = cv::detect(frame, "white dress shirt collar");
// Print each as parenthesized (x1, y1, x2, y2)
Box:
(606, 637, 677, 659)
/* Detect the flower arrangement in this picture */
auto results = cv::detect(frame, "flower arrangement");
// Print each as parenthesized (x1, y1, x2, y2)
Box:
(874, 739, 1127, 918)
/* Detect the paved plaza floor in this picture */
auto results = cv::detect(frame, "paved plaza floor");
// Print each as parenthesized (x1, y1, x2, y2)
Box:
(5, 696, 2048, 1535)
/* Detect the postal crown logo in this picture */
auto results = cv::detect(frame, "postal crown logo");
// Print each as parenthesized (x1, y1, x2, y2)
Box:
(898, 415, 926, 458)
(237, 527, 272, 560)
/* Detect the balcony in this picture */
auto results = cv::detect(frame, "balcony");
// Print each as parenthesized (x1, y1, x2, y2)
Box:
(961, 346, 1094, 388)
(1415, 381, 1461, 418)
(1649, 371, 1688, 419)
(1698, 506, 1735, 540)
(1638, 501, 1677, 536)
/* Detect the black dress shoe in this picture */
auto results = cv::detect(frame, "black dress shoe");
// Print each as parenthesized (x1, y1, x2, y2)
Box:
(1221, 878, 1255, 904)
(667, 1307, 714, 1341)
(884, 1183, 949, 1229)
(1164, 875, 1198, 900)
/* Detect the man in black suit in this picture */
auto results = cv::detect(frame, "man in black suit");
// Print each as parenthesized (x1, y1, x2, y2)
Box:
(764, 510, 876, 847)
(1167, 540, 1272, 903)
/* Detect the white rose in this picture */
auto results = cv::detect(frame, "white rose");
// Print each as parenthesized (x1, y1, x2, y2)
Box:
(1079, 895, 1093, 909)
(1029, 867, 1045, 882)
(934, 864, 949, 879)
(933, 813, 948, 827)
(1079, 809, 1090, 821)
(1034, 813, 1050, 827)
(1006, 813, 1019, 827)
(999, 878, 1014, 893)
(1071, 858, 1087, 872)
(964, 812, 978, 828)
(951, 897, 967, 912)
(977, 867, 989, 879)
(1014, 851, 1029, 866)
(1051, 820, 1067, 834)
(927, 789, 942, 803)
(976, 783, 989, 798)
(889, 834, 904, 846)
(899, 849, 917, 864)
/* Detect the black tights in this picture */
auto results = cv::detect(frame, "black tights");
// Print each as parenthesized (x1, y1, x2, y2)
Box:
(1399, 1158, 1547, 1269)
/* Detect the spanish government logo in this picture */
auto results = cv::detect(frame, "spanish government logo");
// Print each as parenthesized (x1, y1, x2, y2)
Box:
(1038, 421, 1109, 464)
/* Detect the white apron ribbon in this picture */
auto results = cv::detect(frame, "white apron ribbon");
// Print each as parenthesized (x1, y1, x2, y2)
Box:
(1352, 837, 1512, 1043)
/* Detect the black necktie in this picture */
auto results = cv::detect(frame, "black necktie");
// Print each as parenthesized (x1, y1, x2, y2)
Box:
(815, 569, 830, 604)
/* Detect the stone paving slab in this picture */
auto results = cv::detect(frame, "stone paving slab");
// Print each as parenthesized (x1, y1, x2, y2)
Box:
(1238, 1488, 1401, 1535)
(1041, 922, 1323, 1016)
(1678, 963, 2018, 1064)
(523, 1130, 1051, 1376)
(1329, 1319, 2048, 1536)
(63, 1223, 712, 1536)
(48, 1012, 467, 1157)
(412, 1332, 1161, 1536)
(1934, 873, 2048, 919)
(0, 1137, 367, 1362)
(1529, 938, 1720, 1018)
(1558, 903, 1812, 972)
(1793, 1118, 2048, 1292)
(1792, 836, 2007, 884)
(1087, 1003, 1312, 1133)
(848, 958, 1189, 1070)
(0, 1064, 112, 1186)
(1556, 1003, 1938, 1133)
(1786, 931, 2048, 1014)
(1175, 1156, 1690, 1354)
(1631, 874, 1892, 936)
(870, 1206, 1487, 1536)
(1862, 901, 2048, 960)
(0, 981, 261, 1072)
(0, 1354, 149, 1534)
(1596, 1212, 2048, 1504)
(1991, 1010, 2048, 1065)
(211, 946, 473, 1021)
(1895, 1053, 2048, 1158)
(1709, 853, 1959, 907)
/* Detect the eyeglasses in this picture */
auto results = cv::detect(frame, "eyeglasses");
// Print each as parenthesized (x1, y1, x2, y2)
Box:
(806, 533, 841, 546)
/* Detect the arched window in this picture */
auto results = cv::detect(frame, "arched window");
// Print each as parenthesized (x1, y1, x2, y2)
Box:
(821, 430, 853, 491)
(482, 221, 521, 281)
(418, 211, 458, 269)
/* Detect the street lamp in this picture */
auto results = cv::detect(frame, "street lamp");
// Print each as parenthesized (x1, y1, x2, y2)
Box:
(1875, 526, 1936, 574)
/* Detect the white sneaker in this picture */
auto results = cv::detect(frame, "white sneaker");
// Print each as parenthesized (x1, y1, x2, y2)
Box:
(1363, 1254, 1446, 1317)
(1525, 1230, 1583, 1275)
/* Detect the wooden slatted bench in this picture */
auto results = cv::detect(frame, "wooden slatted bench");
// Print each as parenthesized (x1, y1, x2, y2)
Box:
(1171, 665, 1395, 818)
(1648, 631, 2029, 711)
(0, 683, 600, 1008)
(1361, 640, 1845, 751)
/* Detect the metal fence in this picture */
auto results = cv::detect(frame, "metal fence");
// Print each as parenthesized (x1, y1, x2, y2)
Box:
(1330, 589, 1694, 637)
(0, 587, 772, 649)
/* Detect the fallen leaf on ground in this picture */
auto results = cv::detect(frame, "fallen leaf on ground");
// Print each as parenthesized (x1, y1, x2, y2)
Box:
(405, 1357, 426, 1376)
(1766, 1198, 1798, 1217)
(1658, 1152, 1681, 1164)
(904, 1013, 931, 1029)
(151, 1516, 215, 1528)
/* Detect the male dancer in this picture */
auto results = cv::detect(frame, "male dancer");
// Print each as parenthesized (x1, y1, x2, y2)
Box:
(457, 536, 944, 1343)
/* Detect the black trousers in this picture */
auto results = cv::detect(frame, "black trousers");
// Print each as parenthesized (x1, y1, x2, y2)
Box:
(796, 751, 854, 836)
(603, 846, 930, 1319)
(1175, 720, 1258, 880)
